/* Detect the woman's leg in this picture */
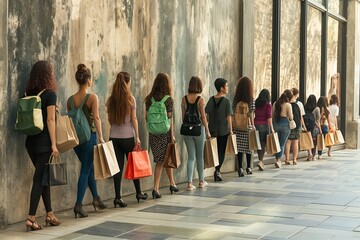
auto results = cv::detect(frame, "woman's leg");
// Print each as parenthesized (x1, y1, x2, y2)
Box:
(194, 128, 206, 183)
(215, 135, 228, 172)
(292, 139, 299, 164)
(153, 162, 163, 192)
(165, 167, 175, 186)
(184, 136, 196, 185)
(246, 153, 252, 169)
(28, 151, 52, 215)
(111, 139, 125, 199)
(75, 134, 98, 204)
(284, 140, 291, 164)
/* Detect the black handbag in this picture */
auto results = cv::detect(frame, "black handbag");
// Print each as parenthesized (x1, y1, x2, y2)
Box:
(42, 155, 68, 186)
(180, 123, 201, 136)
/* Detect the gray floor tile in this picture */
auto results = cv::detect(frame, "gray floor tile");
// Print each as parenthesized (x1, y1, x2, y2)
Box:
(139, 205, 191, 214)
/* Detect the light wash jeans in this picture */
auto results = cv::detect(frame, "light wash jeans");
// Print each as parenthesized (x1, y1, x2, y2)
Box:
(183, 127, 205, 183)
(273, 117, 291, 159)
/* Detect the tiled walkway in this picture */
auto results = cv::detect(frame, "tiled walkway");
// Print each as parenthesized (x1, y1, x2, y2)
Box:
(2, 149, 360, 239)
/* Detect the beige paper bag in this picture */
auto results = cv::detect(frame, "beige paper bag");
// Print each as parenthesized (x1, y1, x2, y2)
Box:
(249, 130, 261, 150)
(56, 112, 79, 152)
(225, 134, 238, 155)
(204, 138, 219, 169)
(299, 131, 314, 150)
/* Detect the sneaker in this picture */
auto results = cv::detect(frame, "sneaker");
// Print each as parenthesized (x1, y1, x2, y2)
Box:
(275, 160, 282, 168)
(198, 181, 208, 188)
(186, 185, 196, 191)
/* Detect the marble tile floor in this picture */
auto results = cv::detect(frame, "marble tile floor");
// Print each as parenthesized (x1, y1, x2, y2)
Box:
(2, 149, 360, 239)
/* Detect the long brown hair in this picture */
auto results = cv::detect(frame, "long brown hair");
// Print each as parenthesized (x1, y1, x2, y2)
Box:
(274, 93, 290, 121)
(233, 76, 254, 105)
(145, 73, 172, 108)
(107, 72, 132, 124)
(317, 96, 330, 117)
(26, 60, 57, 95)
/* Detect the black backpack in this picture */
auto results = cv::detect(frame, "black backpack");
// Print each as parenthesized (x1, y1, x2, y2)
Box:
(303, 111, 315, 131)
(291, 102, 301, 130)
(180, 96, 202, 136)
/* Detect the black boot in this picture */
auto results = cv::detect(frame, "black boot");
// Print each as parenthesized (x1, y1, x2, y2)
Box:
(92, 196, 107, 211)
(73, 203, 88, 218)
(238, 168, 245, 177)
(214, 170, 222, 182)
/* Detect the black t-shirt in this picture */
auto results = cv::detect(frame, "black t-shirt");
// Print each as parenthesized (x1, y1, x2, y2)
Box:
(26, 90, 57, 153)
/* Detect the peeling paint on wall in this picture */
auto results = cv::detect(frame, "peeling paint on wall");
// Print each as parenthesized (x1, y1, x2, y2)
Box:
(4, 0, 241, 225)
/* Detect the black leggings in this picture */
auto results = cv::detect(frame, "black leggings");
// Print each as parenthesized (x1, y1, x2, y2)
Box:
(27, 150, 52, 215)
(237, 152, 252, 169)
(110, 138, 141, 199)
(215, 135, 228, 171)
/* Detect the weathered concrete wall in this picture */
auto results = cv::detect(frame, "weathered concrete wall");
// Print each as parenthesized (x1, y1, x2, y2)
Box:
(0, 0, 8, 228)
(4, 0, 241, 225)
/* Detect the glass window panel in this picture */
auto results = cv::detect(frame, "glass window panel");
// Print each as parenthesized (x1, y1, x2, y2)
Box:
(328, 0, 344, 16)
(280, 0, 301, 94)
(306, 6, 322, 99)
(254, 0, 272, 99)
(327, 17, 340, 101)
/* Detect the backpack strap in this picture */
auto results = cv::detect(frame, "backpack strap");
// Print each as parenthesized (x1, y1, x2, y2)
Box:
(213, 96, 224, 110)
(37, 89, 46, 96)
(160, 95, 170, 103)
(70, 94, 90, 110)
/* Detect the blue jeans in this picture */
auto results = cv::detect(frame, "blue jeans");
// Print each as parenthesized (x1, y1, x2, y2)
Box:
(318, 125, 329, 156)
(273, 118, 291, 159)
(74, 133, 98, 204)
(183, 127, 205, 183)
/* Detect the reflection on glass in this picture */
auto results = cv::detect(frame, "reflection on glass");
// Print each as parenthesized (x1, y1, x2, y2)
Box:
(254, 0, 272, 99)
(327, 17, 340, 102)
(306, 6, 322, 99)
(280, 0, 301, 93)
(328, 0, 343, 16)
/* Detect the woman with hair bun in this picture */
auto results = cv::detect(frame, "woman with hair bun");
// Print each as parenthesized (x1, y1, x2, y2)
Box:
(67, 64, 107, 218)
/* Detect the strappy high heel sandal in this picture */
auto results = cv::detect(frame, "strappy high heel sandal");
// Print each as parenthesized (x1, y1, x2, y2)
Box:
(25, 218, 43, 232)
(45, 215, 60, 227)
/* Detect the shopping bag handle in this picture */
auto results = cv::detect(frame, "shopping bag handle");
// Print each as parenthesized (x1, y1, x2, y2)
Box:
(48, 154, 61, 164)
(133, 144, 144, 151)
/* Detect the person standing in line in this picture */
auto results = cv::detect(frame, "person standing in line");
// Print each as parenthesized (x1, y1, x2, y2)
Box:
(273, 90, 293, 168)
(106, 72, 148, 207)
(145, 73, 178, 199)
(67, 64, 107, 218)
(232, 76, 255, 177)
(24, 61, 60, 231)
(284, 89, 302, 165)
(328, 94, 339, 156)
(205, 78, 233, 182)
(254, 89, 274, 171)
(317, 96, 331, 159)
(304, 94, 320, 160)
(181, 76, 211, 190)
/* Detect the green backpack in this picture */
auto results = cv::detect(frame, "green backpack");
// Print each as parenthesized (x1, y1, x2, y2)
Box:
(15, 89, 46, 135)
(147, 95, 171, 134)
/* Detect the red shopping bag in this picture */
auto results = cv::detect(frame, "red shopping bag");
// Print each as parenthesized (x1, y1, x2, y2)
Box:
(124, 145, 152, 180)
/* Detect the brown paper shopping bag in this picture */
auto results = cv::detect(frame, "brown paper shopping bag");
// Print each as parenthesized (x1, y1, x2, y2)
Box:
(317, 134, 325, 150)
(94, 141, 120, 180)
(299, 131, 314, 150)
(56, 112, 79, 153)
(266, 132, 281, 155)
(225, 134, 238, 155)
(164, 142, 181, 168)
(334, 130, 345, 144)
(204, 138, 219, 169)
(324, 133, 335, 147)
(249, 130, 261, 151)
